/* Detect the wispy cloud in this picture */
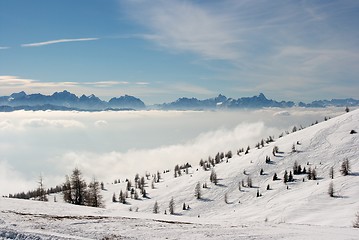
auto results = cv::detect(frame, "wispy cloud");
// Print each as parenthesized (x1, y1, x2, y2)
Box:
(21, 38, 99, 47)
(0, 76, 78, 88)
(0, 46, 10, 50)
(121, 0, 240, 61)
(120, 0, 359, 100)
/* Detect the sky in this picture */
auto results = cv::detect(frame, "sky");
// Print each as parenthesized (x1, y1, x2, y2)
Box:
(0, 0, 359, 104)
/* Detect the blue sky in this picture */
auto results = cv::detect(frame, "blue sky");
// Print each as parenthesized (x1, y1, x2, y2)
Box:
(0, 0, 358, 104)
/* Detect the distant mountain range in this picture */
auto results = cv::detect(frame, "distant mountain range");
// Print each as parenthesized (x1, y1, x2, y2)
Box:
(0, 91, 145, 111)
(0, 91, 358, 111)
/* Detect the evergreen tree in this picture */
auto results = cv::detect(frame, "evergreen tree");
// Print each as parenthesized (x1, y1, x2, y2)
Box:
(142, 189, 147, 198)
(340, 158, 350, 176)
(224, 193, 228, 204)
(119, 190, 126, 204)
(288, 171, 293, 182)
(87, 178, 104, 208)
(70, 168, 87, 205)
(307, 167, 312, 180)
(266, 184, 270, 190)
(245, 146, 250, 154)
(169, 197, 175, 215)
(283, 170, 288, 183)
(272, 146, 279, 156)
(183, 202, 186, 210)
(210, 169, 218, 185)
(225, 150, 233, 159)
(194, 182, 201, 199)
(329, 166, 334, 179)
(112, 192, 117, 202)
(353, 212, 359, 228)
(63, 175, 72, 203)
(127, 180, 132, 191)
(247, 176, 253, 188)
(273, 173, 278, 181)
(134, 189, 139, 200)
(156, 171, 161, 182)
(153, 201, 159, 214)
(293, 161, 299, 174)
(312, 168, 317, 180)
(37, 175, 48, 202)
(328, 182, 334, 197)
(260, 168, 264, 175)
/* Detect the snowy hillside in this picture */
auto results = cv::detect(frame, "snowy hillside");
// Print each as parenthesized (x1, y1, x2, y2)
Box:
(1, 109, 359, 239)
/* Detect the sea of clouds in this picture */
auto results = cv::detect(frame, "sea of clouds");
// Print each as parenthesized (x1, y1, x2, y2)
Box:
(0, 108, 345, 196)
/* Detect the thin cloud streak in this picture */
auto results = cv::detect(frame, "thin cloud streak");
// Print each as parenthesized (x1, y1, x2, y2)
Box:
(21, 38, 99, 47)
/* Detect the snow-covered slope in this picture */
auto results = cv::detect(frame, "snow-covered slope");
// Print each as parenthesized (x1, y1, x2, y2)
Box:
(1, 109, 359, 239)
(102, 109, 359, 225)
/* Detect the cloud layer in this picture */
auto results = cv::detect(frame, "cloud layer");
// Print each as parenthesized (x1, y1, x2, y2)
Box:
(0, 108, 345, 196)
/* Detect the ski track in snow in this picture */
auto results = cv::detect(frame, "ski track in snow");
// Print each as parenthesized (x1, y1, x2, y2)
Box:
(1, 109, 359, 239)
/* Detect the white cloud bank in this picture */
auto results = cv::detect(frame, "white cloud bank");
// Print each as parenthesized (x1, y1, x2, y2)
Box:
(0, 108, 346, 196)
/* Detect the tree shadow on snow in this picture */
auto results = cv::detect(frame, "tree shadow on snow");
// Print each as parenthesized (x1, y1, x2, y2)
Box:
(333, 195, 349, 199)
(215, 183, 227, 187)
(198, 198, 213, 202)
(349, 172, 359, 176)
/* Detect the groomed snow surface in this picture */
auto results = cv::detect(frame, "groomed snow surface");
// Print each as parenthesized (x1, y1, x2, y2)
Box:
(1, 109, 359, 239)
